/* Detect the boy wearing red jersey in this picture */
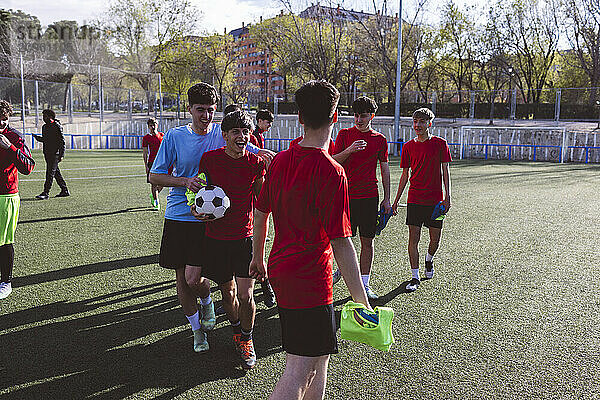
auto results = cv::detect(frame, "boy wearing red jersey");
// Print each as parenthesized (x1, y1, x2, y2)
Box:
(142, 118, 164, 210)
(250, 80, 369, 400)
(0, 100, 35, 299)
(249, 109, 273, 149)
(392, 108, 452, 292)
(332, 96, 391, 299)
(191, 110, 266, 369)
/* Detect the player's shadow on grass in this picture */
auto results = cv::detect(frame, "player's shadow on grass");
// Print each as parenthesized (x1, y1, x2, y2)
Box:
(12, 254, 160, 287)
(18, 207, 152, 224)
(0, 280, 273, 399)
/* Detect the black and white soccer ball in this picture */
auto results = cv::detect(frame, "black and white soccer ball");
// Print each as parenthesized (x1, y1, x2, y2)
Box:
(194, 185, 230, 220)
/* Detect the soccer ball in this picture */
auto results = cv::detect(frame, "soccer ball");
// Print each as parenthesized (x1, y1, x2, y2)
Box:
(194, 185, 230, 220)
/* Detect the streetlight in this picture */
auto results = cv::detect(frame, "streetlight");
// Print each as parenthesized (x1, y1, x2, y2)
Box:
(393, 0, 403, 142)
(508, 67, 516, 120)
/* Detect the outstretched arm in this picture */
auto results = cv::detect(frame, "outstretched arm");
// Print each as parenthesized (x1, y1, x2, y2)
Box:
(149, 173, 204, 192)
(392, 168, 410, 214)
(330, 237, 370, 309)
(0, 134, 35, 175)
(249, 209, 270, 281)
(441, 162, 451, 211)
(380, 161, 391, 213)
(332, 140, 366, 164)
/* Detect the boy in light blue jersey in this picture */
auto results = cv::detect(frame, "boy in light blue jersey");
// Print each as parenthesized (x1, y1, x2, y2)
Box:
(150, 82, 273, 353)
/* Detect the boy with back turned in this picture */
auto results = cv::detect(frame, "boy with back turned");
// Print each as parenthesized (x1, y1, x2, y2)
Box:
(250, 80, 369, 400)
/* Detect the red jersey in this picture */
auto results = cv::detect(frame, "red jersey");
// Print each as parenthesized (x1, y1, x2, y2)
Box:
(400, 136, 452, 205)
(142, 132, 163, 165)
(199, 148, 266, 240)
(256, 142, 352, 309)
(289, 136, 336, 156)
(251, 127, 265, 149)
(0, 126, 35, 195)
(333, 126, 389, 199)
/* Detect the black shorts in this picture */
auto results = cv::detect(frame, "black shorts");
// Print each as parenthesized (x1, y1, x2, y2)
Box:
(278, 304, 338, 357)
(349, 197, 378, 239)
(159, 219, 206, 269)
(406, 203, 443, 229)
(202, 236, 252, 285)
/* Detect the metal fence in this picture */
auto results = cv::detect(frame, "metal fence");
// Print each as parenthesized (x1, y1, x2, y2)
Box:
(22, 115, 598, 163)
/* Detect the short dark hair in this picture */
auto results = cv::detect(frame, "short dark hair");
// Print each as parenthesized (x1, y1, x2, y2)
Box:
(352, 96, 378, 114)
(256, 109, 273, 122)
(0, 100, 13, 116)
(295, 80, 340, 129)
(221, 110, 254, 133)
(147, 117, 157, 126)
(42, 109, 56, 119)
(223, 104, 241, 115)
(412, 107, 435, 121)
(187, 82, 218, 106)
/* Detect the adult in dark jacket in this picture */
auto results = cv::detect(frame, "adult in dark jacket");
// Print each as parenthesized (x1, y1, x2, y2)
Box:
(33, 109, 69, 199)
(0, 100, 36, 299)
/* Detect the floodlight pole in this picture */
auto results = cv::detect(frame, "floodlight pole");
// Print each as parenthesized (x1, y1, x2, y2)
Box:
(158, 73, 163, 127)
(98, 65, 103, 134)
(20, 54, 26, 135)
(393, 0, 403, 144)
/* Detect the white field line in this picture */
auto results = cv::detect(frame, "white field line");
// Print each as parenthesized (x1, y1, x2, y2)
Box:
(21, 174, 145, 182)
(28, 165, 143, 173)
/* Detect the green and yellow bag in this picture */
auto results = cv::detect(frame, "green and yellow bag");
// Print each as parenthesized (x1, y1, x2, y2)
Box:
(340, 301, 395, 352)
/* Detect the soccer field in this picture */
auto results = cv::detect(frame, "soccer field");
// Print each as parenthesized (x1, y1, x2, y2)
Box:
(1, 150, 599, 399)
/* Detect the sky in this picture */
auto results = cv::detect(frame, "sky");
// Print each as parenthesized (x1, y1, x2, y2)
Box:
(2, 0, 476, 35)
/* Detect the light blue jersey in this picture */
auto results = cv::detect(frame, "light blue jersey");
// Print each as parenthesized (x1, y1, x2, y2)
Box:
(151, 123, 260, 222)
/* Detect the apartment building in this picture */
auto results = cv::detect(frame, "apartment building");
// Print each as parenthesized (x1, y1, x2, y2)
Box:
(229, 23, 284, 103)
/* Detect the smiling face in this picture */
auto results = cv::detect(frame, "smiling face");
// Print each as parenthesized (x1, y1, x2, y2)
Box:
(413, 117, 432, 138)
(223, 127, 251, 158)
(188, 103, 217, 133)
(354, 112, 374, 132)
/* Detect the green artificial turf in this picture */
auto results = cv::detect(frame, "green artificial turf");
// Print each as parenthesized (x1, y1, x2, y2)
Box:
(0, 150, 599, 399)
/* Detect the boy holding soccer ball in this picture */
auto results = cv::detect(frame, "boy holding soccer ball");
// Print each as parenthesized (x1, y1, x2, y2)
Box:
(190, 110, 266, 369)
(149, 83, 273, 354)
(392, 108, 452, 292)
(250, 80, 370, 399)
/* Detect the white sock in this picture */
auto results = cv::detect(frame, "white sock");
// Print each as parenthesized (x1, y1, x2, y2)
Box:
(361, 274, 370, 288)
(186, 311, 201, 331)
(426, 253, 434, 262)
(411, 268, 420, 280)
(199, 295, 212, 306)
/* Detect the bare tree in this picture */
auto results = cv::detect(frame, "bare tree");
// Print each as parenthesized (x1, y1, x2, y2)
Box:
(104, 0, 200, 111)
(489, 0, 560, 103)
(563, 0, 600, 105)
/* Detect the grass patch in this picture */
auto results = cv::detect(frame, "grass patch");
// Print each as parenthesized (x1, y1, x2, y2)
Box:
(1, 151, 599, 399)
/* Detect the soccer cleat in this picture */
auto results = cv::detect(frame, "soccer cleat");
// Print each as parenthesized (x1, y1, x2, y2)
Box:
(0, 282, 12, 299)
(262, 280, 276, 308)
(35, 192, 49, 200)
(365, 287, 379, 300)
(375, 205, 393, 235)
(232, 333, 241, 351)
(236, 337, 257, 370)
(424, 261, 434, 280)
(153, 199, 160, 210)
(56, 190, 70, 198)
(200, 301, 216, 331)
(193, 329, 209, 353)
(332, 269, 342, 285)
(431, 202, 446, 220)
(406, 278, 420, 292)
